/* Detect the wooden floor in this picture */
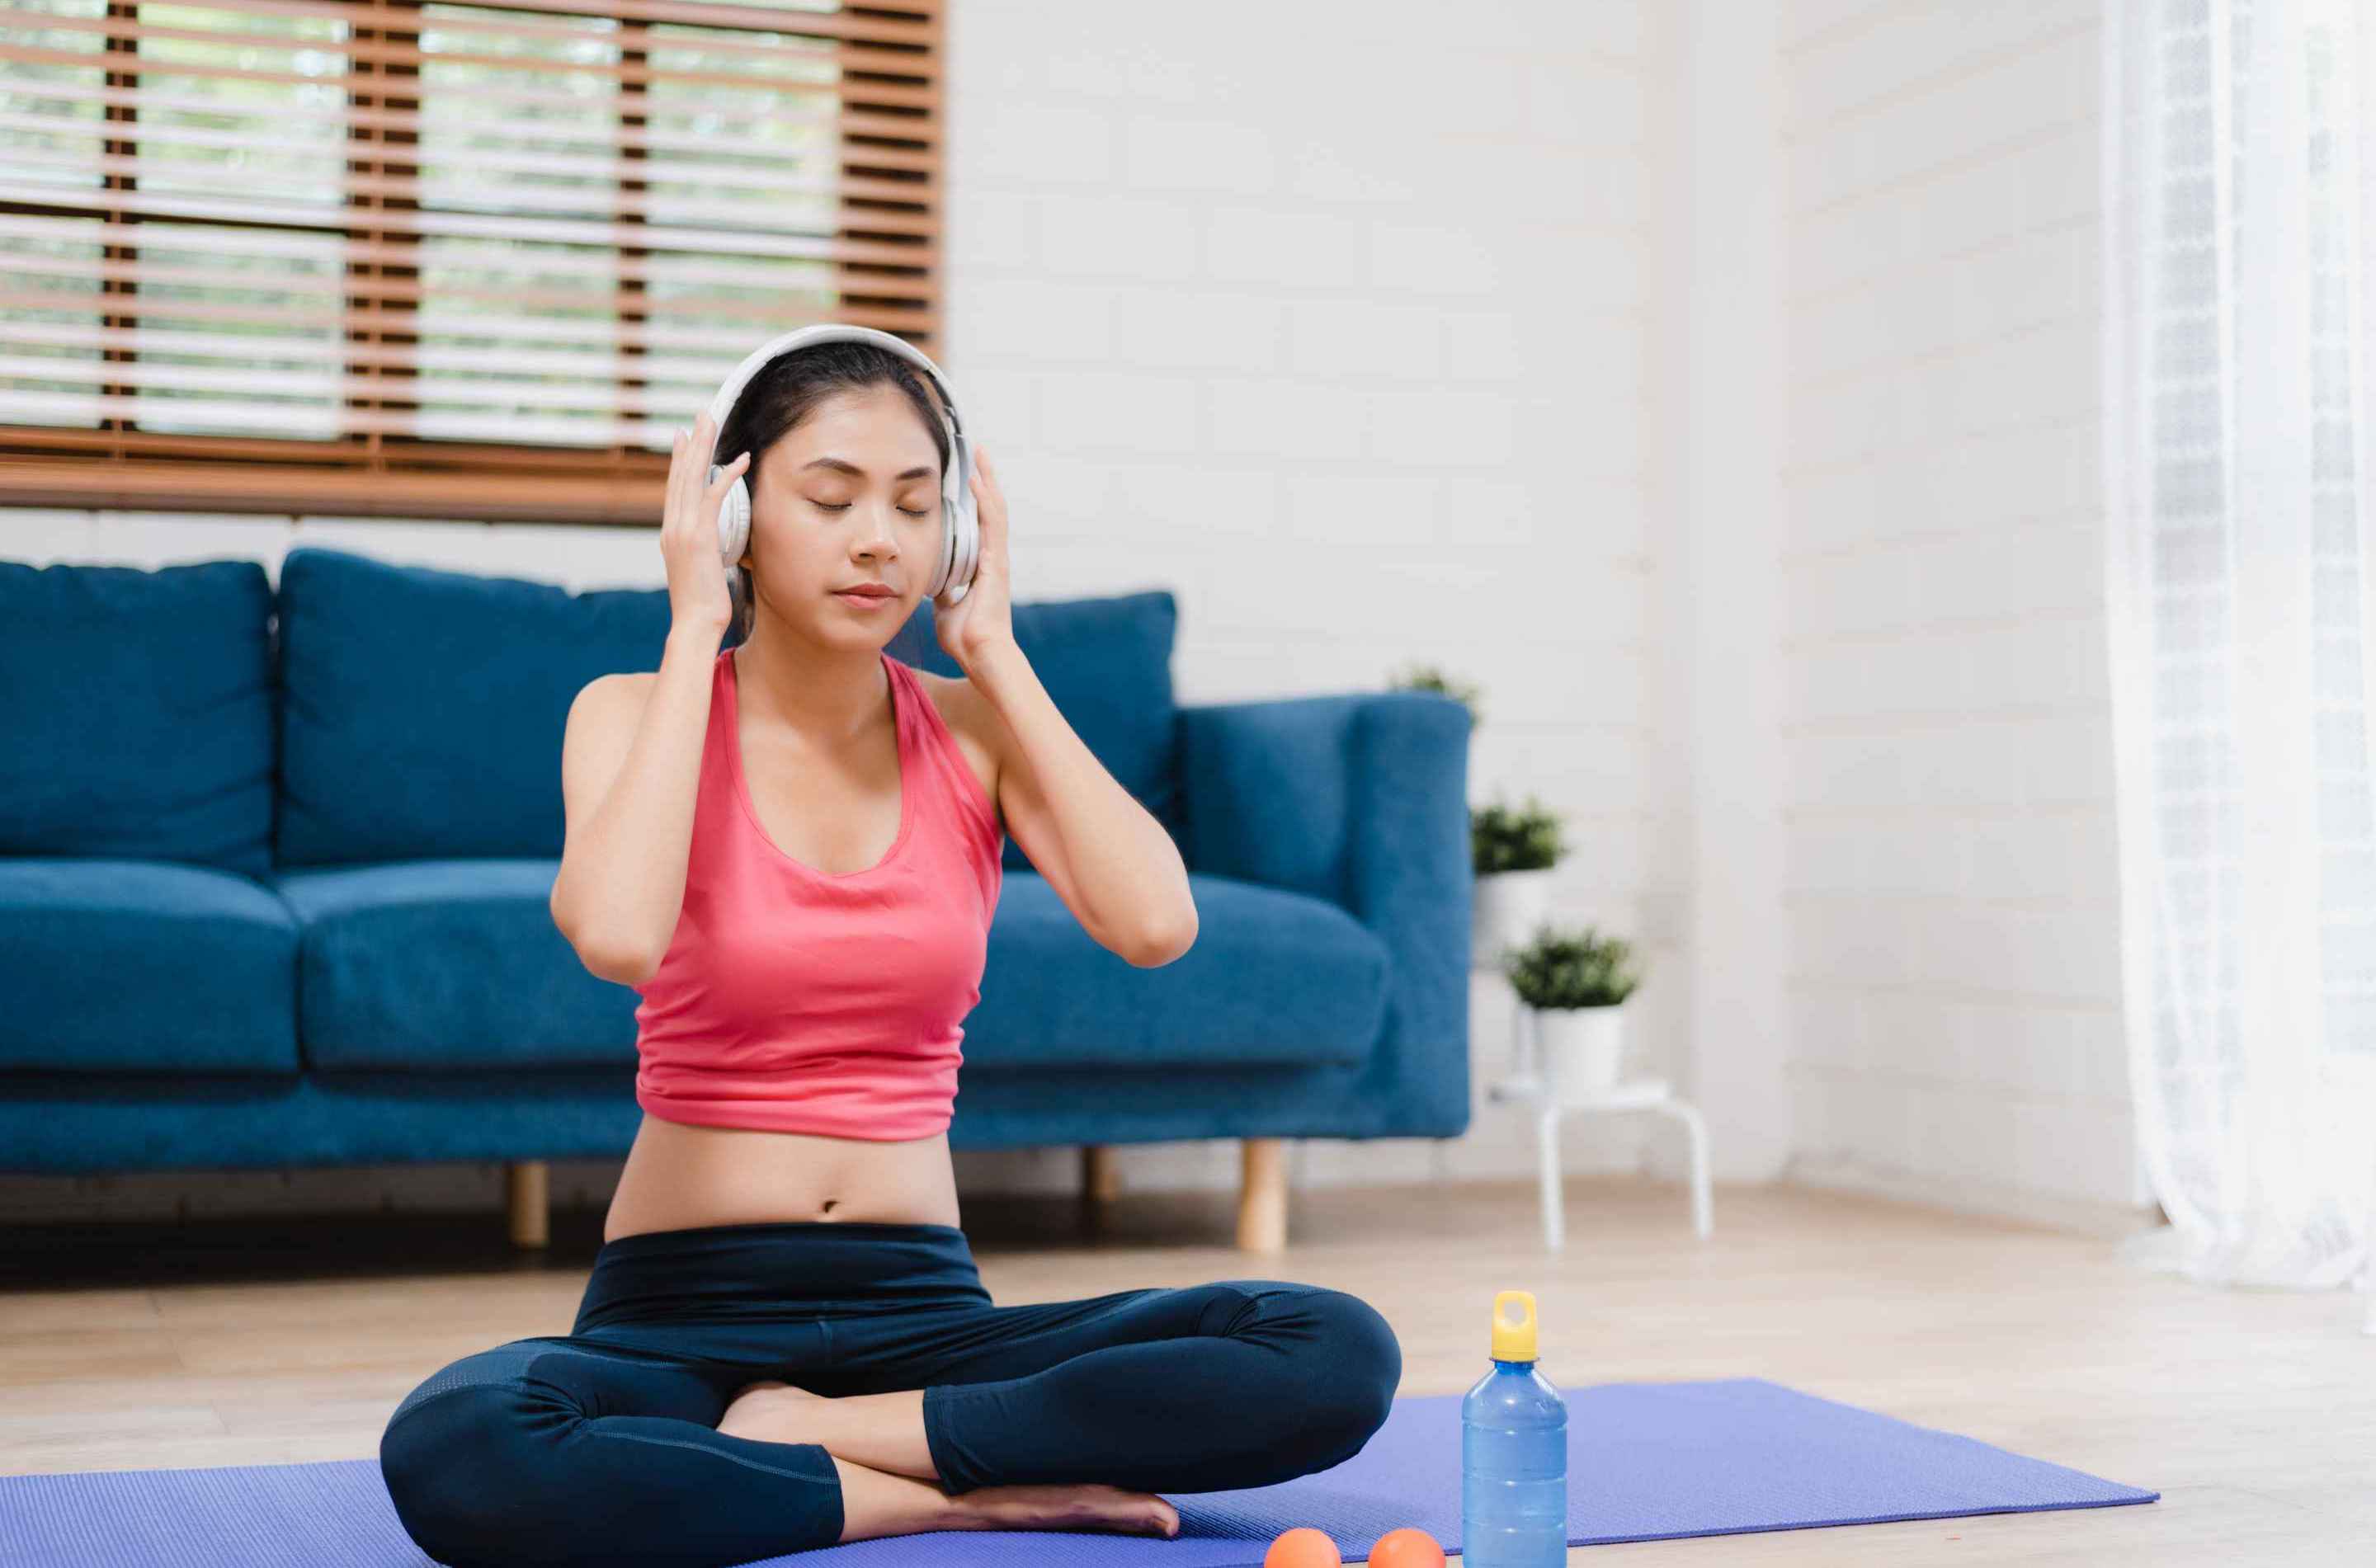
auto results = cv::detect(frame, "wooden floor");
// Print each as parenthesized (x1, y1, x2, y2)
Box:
(2, 1175, 2370, 1565)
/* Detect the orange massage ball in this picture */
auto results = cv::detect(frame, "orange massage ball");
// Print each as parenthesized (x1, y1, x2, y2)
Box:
(1367, 1526, 1448, 1567)
(1263, 1526, 1342, 1568)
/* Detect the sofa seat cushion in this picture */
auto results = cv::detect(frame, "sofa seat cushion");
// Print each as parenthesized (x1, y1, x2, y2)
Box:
(0, 859, 299, 1072)
(274, 859, 635, 1071)
(964, 871, 1386, 1071)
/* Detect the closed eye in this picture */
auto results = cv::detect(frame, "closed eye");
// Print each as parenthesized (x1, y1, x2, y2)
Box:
(815, 502, 932, 518)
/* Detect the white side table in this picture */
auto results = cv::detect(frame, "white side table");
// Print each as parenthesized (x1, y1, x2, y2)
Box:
(1484, 998, 1714, 1250)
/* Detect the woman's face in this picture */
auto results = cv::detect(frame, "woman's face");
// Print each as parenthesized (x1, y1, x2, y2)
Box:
(741, 383, 944, 643)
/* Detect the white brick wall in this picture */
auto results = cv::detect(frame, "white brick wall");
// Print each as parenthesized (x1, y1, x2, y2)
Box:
(1774, 0, 2147, 1215)
(0, 0, 1665, 1221)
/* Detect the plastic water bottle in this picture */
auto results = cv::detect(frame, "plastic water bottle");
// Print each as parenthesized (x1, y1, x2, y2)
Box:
(1461, 1288, 1568, 1566)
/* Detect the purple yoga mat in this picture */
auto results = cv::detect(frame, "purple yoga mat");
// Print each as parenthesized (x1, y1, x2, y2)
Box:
(0, 1378, 2156, 1566)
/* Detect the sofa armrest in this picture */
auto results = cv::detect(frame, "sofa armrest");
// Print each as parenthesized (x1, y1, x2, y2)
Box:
(1176, 690, 1473, 1135)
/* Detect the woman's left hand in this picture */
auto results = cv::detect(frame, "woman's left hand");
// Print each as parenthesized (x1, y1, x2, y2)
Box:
(934, 444, 1014, 670)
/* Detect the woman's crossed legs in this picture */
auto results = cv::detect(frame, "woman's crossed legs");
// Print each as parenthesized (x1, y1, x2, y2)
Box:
(380, 1277, 1401, 1567)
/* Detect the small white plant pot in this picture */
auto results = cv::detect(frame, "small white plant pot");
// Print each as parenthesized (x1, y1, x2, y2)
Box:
(1537, 1003, 1627, 1102)
(1473, 867, 1555, 971)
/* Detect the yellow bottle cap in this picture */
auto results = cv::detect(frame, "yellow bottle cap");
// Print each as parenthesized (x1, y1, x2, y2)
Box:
(1491, 1288, 1538, 1361)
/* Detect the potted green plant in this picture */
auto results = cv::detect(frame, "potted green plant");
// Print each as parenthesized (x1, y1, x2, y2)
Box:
(1501, 922, 1643, 1097)
(1471, 793, 1565, 971)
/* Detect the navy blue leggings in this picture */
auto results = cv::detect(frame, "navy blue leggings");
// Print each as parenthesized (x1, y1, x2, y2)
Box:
(379, 1219, 1402, 1567)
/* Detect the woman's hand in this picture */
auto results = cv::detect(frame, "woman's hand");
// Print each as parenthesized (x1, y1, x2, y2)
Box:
(935, 445, 1014, 671)
(661, 410, 747, 638)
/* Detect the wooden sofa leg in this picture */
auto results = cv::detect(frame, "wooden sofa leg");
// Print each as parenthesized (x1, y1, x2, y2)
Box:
(1082, 1144, 1121, 1204)
(507, 1160, 549, 1250)
(1238, 1137, 1287, 1252)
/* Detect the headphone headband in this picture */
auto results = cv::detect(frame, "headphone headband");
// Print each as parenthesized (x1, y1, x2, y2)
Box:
(703, 324, 966, 454)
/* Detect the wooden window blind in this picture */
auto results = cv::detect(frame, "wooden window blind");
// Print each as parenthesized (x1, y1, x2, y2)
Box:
(0, 0, 943, 524)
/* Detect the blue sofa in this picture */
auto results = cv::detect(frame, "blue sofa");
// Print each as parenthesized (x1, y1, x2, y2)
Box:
(0, 547, 1473, 1249)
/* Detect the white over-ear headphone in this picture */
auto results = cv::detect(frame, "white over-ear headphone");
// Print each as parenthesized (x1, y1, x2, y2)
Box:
(704, 323, 980, 607)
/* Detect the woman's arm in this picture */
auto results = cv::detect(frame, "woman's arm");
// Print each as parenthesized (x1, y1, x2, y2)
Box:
(929, 445, 1195, 967)
(547, 623, 724, 986)
(969, 637, 1198, 968)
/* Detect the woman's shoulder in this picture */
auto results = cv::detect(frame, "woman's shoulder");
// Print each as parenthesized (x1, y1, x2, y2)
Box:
(572, 667, 654, 718)
(586, 644, 725, 704)
(907, 662, 1003, 812)
(575, 666, 662, 718)
(905, 661, 980, 742)
(564, 649, 717, 742)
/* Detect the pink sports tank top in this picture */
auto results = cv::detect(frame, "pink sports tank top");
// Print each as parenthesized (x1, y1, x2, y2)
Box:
(629, 646, 1004, 1139)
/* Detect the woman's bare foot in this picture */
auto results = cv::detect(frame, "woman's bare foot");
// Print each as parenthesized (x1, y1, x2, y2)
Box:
(723, 1381, 1178, 1540)
(721, 1378, 938, 1479)
(717, 1378, 825, 1444)
(826, 1454, 1181, 1547)
(955, 1481, 1181, 1539)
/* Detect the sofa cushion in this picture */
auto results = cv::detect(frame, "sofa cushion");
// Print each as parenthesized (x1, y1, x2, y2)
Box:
(0, 559, 276, 880)
(274, 548, 682, 867)
(273, 859, 636, 1071)
(888, 590, 1181, 873)
(0, 859, 299, 1072)
(276, 860, 1379, 1076)
(963, 871, 1385, 1071)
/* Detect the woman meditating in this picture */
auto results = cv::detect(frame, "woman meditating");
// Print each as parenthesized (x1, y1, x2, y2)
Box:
(377, 332, 1402, 1567)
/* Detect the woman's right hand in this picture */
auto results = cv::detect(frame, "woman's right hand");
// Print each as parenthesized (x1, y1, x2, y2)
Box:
(662, 410, 748, 637)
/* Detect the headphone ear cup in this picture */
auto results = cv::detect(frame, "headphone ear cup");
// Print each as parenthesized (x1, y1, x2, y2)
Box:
(952, 467, 979, 597)
(936, 436, 977, 605)
(932, 459, 977, 606)
(948, 513, 974, 606)
(712, 469, 750, 568)
(938, 497, 966, 605)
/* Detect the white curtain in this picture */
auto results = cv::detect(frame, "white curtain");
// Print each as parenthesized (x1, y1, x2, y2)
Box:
(2104, 0, 2376, 1331)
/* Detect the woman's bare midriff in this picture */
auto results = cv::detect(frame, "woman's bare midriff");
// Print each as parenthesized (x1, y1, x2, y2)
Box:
(604, 1113, 963, 1243)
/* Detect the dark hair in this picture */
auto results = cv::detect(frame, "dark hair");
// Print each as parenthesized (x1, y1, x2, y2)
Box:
(715, 337, 952, 645)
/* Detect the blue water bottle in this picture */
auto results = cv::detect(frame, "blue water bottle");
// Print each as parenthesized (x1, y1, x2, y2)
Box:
(1461, 1288, 1568, 1566)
